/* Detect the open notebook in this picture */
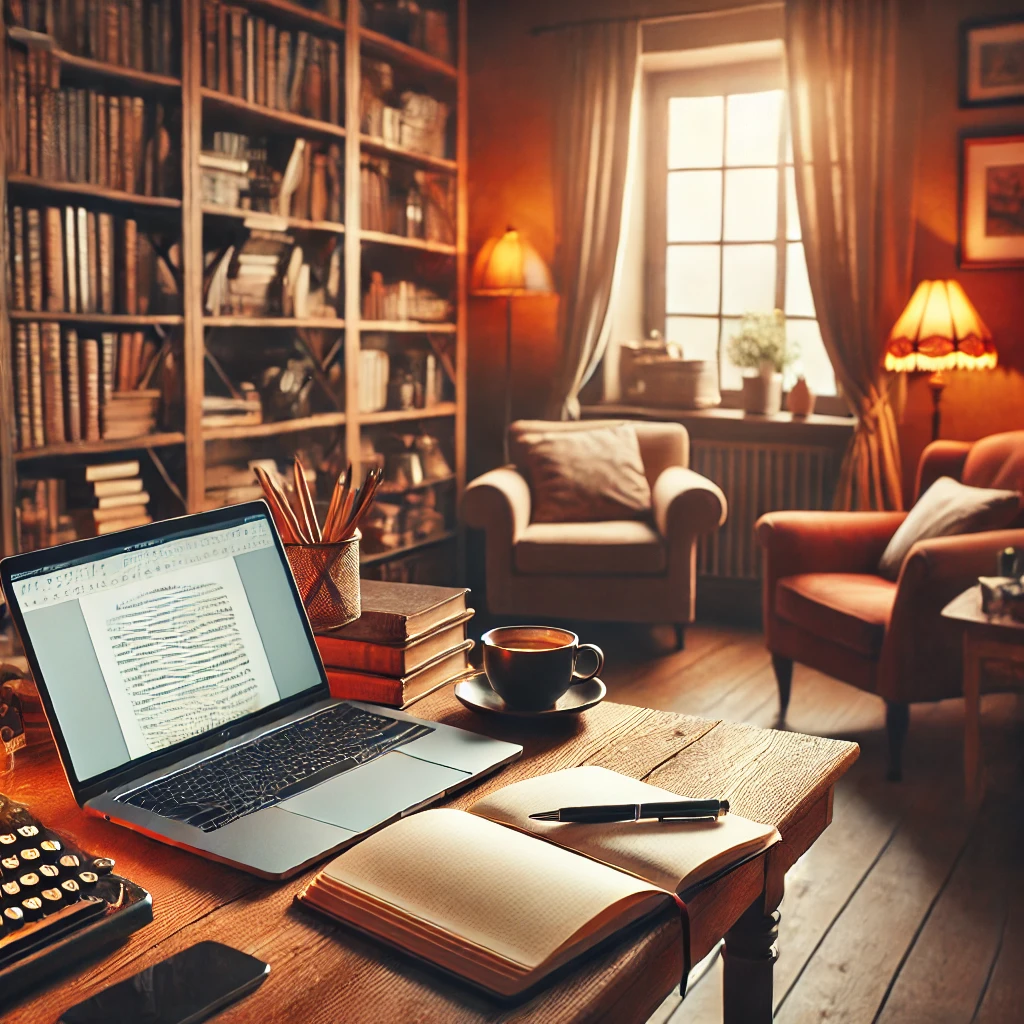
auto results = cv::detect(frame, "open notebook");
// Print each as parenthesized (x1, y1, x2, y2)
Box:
(297, 767, 779, 999)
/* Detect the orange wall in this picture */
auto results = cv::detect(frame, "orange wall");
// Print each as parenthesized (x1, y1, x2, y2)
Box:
(467, 0, 1024, 489)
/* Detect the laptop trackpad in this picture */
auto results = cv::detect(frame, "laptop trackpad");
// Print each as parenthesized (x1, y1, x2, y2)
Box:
(278, 751, 470, 833)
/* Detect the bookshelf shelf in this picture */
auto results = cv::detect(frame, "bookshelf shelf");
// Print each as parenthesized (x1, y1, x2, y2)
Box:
(56, 51, 183, 91)
(203, 316, 346, 329)
(359, 135, 457, 174)
(358, 26, 457, 81)
(232, 0, 345, 35)
(203, 205, 345, 235)
(202, 412, 346, 441)
(361, 402, 458, 425)
(378, 473, 456, 497)
(7, 176, 183, 210)
(360, 321, 457, 334)
(360, 230, 455, 255)
(9, 312, 185, 326)
(14, 432, 186, 462)
(360, 529, 458, 566)
(201, 88, 346, 141)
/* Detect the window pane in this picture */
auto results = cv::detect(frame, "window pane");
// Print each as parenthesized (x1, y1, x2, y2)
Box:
(721, 244, 776, 315)
(666, 245, 720, 315)
(668, 170, 722, 242)
(785, 242, 815, 317)
(724, 168, 778, 241)
(787, 319, 836, 396)
(785, 167, 801, 241)
(726, 91, 783, 167)
(669, 96, 724, 169)
(666, 316, 720, 363)
(719, 318, 744, 392)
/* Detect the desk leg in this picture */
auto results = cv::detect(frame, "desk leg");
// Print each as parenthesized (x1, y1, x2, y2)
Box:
(963, 632, 982, 809)
(722, 890, 781, 1024)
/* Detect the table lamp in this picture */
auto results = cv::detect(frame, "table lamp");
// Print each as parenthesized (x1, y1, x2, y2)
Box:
(471, 227, 553, 462)
(884, 280, 996, 441)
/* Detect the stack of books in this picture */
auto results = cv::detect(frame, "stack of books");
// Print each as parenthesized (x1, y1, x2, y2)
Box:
(69, 460, 152, 536)
(315, 581, 474, 709)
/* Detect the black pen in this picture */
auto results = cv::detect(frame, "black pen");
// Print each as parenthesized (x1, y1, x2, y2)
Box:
(529, 799, 730, 823)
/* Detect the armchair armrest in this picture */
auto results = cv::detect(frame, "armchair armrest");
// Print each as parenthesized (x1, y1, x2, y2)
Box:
(914, 440, 972, 502)
(462, 467, 532, 544)
(652, 467, 726, 540)
(756, 510, 907, 578)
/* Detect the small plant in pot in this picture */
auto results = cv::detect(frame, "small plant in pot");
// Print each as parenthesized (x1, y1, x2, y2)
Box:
(727, 310, 798, 416)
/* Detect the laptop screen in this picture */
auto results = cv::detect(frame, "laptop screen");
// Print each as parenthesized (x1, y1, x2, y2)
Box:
(5, 508, 325, 785)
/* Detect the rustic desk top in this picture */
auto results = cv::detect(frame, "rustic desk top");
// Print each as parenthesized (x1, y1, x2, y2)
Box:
(3, 692, 858, 1024)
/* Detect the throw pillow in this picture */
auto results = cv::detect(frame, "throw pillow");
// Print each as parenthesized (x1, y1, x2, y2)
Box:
(877, 476, 1021, 581)
(516, 424, 652, 524)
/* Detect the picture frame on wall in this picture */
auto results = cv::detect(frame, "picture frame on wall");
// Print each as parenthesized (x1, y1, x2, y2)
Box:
(961, 17, 1024, 107)
(960, 132, 1024, 269)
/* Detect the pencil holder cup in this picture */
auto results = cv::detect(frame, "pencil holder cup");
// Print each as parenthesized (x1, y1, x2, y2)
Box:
(285, 531, 361, 632)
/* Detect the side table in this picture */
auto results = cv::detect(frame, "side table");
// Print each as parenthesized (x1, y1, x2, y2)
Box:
(942, 585, 1024, 805)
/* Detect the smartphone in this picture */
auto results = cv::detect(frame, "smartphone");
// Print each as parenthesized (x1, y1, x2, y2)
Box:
(58, 941, 269, 1024)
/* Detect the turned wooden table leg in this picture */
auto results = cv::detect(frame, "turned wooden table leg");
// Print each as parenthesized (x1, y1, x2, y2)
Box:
(722, 890, 782, 1024)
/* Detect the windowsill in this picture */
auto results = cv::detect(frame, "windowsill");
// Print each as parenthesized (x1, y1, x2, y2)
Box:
(582, 402, 855, 445)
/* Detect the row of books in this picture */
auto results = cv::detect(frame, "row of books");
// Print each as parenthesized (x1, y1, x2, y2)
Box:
(362, 274, 451, 323)
(8, 205, 181, 316)
(7, 0, 177, 76)
(201, 0, 342, 126)
(17, 459, 153, 552)
(362, 1, 453, 64)
(13, 323, 163, 450)
(316, 581, 472, 708)
(360, 157, 454, 244)
(361, 61, 449, 159)
(4, 48, 179, 196)
(356, 347, 445, 414)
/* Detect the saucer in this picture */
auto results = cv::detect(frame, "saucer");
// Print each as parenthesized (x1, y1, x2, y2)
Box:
(454, 672, 607, 718)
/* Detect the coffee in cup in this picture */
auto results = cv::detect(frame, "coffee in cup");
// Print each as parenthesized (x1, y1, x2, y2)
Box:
(481, 626, 604, 712)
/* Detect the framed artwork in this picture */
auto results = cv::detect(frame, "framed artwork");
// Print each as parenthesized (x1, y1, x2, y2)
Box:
(961, 17, 1024, 107)
(960, 133, 1024, 269)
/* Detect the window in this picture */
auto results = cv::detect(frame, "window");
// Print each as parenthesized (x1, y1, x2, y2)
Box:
(646, 61, 836, 400)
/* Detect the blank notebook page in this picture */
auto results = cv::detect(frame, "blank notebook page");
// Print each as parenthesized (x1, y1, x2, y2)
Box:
(318, 808, 664, 971)
(469, 766, 779, 893)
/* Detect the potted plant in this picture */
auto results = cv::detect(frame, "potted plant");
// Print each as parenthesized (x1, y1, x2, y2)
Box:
(727, 311, 797, 416)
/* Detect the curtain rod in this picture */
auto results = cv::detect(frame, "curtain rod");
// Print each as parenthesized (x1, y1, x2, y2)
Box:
(530, 1, 783, 36)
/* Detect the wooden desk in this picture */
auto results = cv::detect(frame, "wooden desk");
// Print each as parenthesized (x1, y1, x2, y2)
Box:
(3, 692, 857, 1024)
(943, 585, 1024, 805)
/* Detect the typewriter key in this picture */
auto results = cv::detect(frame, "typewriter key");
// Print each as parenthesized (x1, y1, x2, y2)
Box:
(40, 839, 61, 855)
(39, 863, 59, 879)
(59, 854, 81, 869)
(19, 872, 39, 888)
(1, 855, 18, 871)
(0, 833, 15, 845)
(92, 857, 115, 875)
(21, 896, 43, 919)
(77, 871, 99, 887)
(3, 906, 24, 927)
(61, 879, 80, 896)
(41, 887, 62, 904)
(20, 847, 40, 861)
(16, 826, 39, 838)
(2, 880, 19, 897)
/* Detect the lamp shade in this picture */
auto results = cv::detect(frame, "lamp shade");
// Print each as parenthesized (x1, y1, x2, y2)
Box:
(470, 227, 553, 296)
(884, 280, 996, 372)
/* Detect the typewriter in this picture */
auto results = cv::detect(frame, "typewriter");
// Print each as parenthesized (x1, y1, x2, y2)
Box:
(0, 793, 152, 1007)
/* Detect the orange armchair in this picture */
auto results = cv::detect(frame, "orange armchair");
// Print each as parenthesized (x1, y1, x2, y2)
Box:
(757, 431, 1024, 780)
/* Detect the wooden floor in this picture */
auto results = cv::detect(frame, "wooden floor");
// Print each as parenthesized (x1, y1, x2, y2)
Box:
(579, 622, 1024, 1024)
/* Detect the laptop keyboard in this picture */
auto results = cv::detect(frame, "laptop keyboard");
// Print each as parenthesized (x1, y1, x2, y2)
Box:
(117, 703, 432, 832)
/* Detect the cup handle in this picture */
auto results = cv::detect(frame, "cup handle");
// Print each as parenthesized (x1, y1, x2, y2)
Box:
(573, 644, 605, 681)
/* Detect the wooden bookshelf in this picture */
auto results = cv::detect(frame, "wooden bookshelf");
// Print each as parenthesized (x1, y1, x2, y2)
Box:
(0, 0, 468, 585)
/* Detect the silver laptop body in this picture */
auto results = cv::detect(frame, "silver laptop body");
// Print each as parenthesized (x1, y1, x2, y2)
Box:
(1, 502, 520, 879)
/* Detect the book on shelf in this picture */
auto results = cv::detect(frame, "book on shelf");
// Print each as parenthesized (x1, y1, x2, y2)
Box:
(361, 60, 450, 160)
(200, 1, 341, 126)
(362, 276, 451, 323)
(362, 3, 453, 64)
(323, 580, 468, 645)
(201, 390, 263, 429)
(298, 766, 778, 1000)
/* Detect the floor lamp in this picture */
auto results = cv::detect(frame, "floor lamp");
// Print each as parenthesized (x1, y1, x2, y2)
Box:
(470, 227, 553, 463)
(884, 280, 996, 441)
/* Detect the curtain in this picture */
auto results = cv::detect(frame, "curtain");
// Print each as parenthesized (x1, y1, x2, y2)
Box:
(785, 0, 922, 510)
(550, 21, 640, 421)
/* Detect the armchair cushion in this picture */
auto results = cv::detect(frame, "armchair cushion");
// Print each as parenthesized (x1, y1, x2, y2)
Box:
(514, 520, 666, 576)
(877, 476, 1020, 581)
(776, 573, 897, 658)
(514, 423, 652, 523)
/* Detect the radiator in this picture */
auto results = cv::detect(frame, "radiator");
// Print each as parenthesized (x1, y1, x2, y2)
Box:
(690, 441, 838, 581)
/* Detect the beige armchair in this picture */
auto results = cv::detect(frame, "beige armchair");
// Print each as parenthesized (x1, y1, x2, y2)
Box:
(462, 420, 727, 648)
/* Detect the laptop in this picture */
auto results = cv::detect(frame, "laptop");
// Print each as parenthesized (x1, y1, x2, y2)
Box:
(0, 502, 521, 879)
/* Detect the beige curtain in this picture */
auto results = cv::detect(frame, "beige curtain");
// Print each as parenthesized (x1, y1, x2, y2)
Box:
(786, 0, 922, 510)
(551, 21, 640, 421)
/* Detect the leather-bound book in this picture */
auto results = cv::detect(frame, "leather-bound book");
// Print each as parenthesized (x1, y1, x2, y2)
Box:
(115, 330, 132, 391)
(129, 0, 143, 70)
(28, 323, 45, 448)
(325, 582, 470, 645)
(63, 206, 78, 313)
(14, 325, 33, 449)
(43, 206, 65, 312)
(265, 24, 277, 109)
(100, 331, 117, 404)
(131, 97, 145, 193)
(108, 95, 120, 190)
(82, 0, 95, 57)
(202, 0, 217, 88)
(26, 207, 44, 311)
(67, 86, 79, 182)
(254, 17, 266, 106)
(326, 144, 342, 222)
(12, 48, 28, 174)
(41, 51, 58, 180)
(80, 335, 101, 441)
(303, 37, 323, 120)
(126, 329, 144, 388)
(160, 0, 173, 75)
(96, 89, 108, 186)
(87, 90, 99, 184)
(229, 6, 244, 98)
(327, 40, 339, 125)
(217, 1, 229, 93)
(97, 212, 114, 313)
(87, 210, 99, 314)
(77, 89, 88, 181)
(11, 207, 27, 310)
(41, 322, 66, 445)
(63, 329, 82, 443)
(104, 0, 119, 65)
(288, 32, 308, 113)
(76, 207, 91, 313)
(121, 218, 138, 313)
(26, 50, 39, 176)
(56, 87, 69, 180)
(136, 233, 154, 314)
(120, 95, 134, 193)
(310, 153, 329, 223)
(119, 0, 131, 67)
(245, 15, 255, 103)
(277, 30, 291, 111)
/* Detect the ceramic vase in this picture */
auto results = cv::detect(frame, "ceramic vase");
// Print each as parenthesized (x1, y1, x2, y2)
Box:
(787, 376, 816, 417)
